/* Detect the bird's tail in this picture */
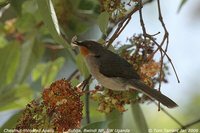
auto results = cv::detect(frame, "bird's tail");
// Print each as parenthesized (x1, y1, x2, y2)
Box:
(128, 79, 178, 108)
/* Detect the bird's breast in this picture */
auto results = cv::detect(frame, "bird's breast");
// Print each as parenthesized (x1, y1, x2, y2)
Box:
(85, 55, 127, 91)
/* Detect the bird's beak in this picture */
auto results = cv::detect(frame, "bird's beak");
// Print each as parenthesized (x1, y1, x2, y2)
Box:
(71, 40, 85, 47)
(71, 41, 78, 47)
(71, 36, 82, 48)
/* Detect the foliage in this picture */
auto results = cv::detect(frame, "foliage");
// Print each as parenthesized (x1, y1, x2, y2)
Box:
(0, 0, 195, 132)
(177, 0, 188, 13)
(16, 79, 83, 132)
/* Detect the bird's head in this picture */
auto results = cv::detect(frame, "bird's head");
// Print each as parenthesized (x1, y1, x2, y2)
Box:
(73, 40, 104, 57)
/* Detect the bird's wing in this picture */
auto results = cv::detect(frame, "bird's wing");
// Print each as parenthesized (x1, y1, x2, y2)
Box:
(98, 51, 140, 79)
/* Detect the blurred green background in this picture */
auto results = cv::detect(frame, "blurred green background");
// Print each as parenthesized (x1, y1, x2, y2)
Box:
(0, 0, 200, 132)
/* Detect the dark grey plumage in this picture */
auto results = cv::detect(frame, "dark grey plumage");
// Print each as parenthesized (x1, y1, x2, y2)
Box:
(76, 40, 178, 108)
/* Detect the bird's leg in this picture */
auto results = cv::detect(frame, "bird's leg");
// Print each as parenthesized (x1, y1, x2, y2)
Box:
(76, 75, 103, 94)
(76, 75, 92, 90)
(83, 85, 103, 94)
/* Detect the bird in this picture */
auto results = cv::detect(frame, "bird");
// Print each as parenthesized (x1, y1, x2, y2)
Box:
(73, 40, 178, 108)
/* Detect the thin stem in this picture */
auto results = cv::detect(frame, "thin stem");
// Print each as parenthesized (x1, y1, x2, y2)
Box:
(67, 69, 79, 81)
(106, 0, 153, 48)
(154, 102, 183, 127)
(139, 0, 147, 36)
(85, 85, 90, 124)
(82, 75, 92, 91)
(146, 34, 180, 83)
(154, 102, 200, 133)
(177, 119, 200, 132)
(157, 0, 169, 51)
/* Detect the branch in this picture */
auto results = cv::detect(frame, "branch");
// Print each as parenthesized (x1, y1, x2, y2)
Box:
(157, 0, 169, 51)
(154, 102, 200, 133)
(75, 75, 92, 124)
(139, 0, 147, 36)
(45, 44, 64, 50)
(138, 2, 180, 110)
(138, 0, 159, 110)
(67, 69, 79, 81)
(156, 1, 170, 111)
(82, 75, 92, 91)
(145, 34, 180, 83)
(106, 0, 153, 48)
(153, 102, 184, 127)
(85, 85, 91, 124)
(153, 99, 200, 133)
(175, 119, 200, 132)
(106, 9, 136, 48)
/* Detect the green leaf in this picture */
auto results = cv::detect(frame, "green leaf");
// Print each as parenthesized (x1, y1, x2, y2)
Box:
(14, 39, 34, 83)
(82, 121, 110, 130)
(37, 0, 75, 61)
(0, 43, 20, 88)
(68, 16, 89, 34)
(41, 57, 65, 87)
(15, 37, 44, 84)
(97, 11, 109, 35)
(32, 64, 46, 81)
(130, 103, 148, 133)
(32, 57, 65, 87)
(22, 0, 38, 14)
(76, 54, 89, 78)
(0, 111, 22, 131)
(106, 109, 123, 129)
(79, 0, 95, 10)
(71, 78, 80, 87)
(0, 0, 9, 9)
(0, 84, 33, 111)
(0, 35, 8, 48)
(10, 0, 26, 14)
(177, 0, 187, 13)
(15, 13, 36, 33)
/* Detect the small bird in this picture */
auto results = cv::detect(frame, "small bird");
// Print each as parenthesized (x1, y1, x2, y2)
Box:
(73, 40, 178, 108)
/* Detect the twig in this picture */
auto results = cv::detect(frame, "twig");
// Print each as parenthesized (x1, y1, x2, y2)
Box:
(106, 8, 136, 48)
(45, 44, 64, 50)
(138, 0, 147, 36)
(175, 119, 200, 133)
(156, 1, 170, 111)
(161, 107, 183, 127)
(145, 34, 180, 83)
(82, 75, 92, 91)
(157, 99, 200, 133)
(158, 51, 163, 111)
(67, 69, 79, 81)
(138, 1, 180, 83)
(106, 0, 153, 48)
(157, 0, 169, 51)
(85, 85, 91, 124)
(153, 101, 184, 127)
(139, 0, 164, 110)
(75, 75, 92, 124)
